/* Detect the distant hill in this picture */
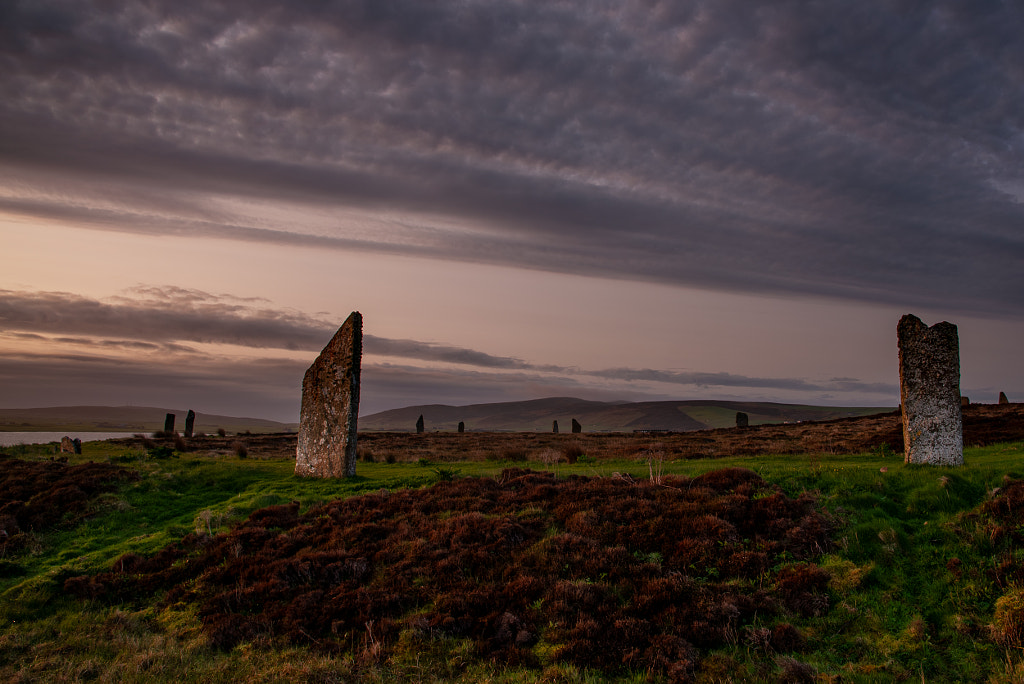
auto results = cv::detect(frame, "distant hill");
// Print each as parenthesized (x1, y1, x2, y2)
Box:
(0, 406, 297, 434)
(359, 397, 893, 432)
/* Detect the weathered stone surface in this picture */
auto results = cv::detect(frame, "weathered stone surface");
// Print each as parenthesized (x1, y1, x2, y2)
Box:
(571, 418, 582, 434)
(898, 314, 963, 466)
(295, 312, 362, 478)
(458, 421, 465, 433)
(1000, 392, 1009, 404)
(60, 436, 75, 453)
(552, 420, 559, 433)
(164, 413, 175, 433)
(736, 412, 749, 428)
(185, 410, 196, 438)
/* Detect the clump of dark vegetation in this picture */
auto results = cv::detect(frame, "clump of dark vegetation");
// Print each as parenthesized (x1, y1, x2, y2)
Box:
(0, 456, 138, 554)
(147, 445, 176, 459)
(561, 442, 584, 464)
(70, 467, 830, 679)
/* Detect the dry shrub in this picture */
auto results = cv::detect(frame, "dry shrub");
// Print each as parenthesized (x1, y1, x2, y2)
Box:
(775, 563, 831, 618)
(561, 443, 584, 464)
(770, 623, 806, 652)
(992, 587, 1024, 648)
(776, 656, 816, 684)
(231, 441, 248, 458)
(499, 447, 529, 462)
(985, 479, 1024, 526)
(68, 467, 832, 677)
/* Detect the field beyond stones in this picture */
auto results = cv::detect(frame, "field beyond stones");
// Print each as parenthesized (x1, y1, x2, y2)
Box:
(4, 406, 1024, 682)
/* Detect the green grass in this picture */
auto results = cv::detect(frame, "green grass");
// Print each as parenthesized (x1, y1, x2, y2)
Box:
(3, 440, 1024, 681)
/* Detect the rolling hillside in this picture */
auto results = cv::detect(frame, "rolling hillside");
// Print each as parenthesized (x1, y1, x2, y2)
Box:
(0, 406, 297, 434)
(360, 397, 893, 432)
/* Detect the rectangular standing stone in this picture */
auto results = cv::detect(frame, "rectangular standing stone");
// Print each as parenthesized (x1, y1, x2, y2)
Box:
(296, 312, 362, 478)
(897, 314, 963, 466)
(185, 410, 196, 438)
(164, 413, 175, 433)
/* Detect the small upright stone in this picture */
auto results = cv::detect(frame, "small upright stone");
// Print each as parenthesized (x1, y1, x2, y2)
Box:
(961, 397, 970, 406)
(458, 421, 465, 433)
(73, 438, 82, 454)
(1000, 392, 1010, 404)
(898, 314, 963, 466)
(296, 312, 362, 478)
(185, 410, 196, 438)
(164, 413, 175, 433)
(736, 412, 749, 428)
(60, 436, 75, 454)
(416, 415, 425, 434)
(552, 420, 559, 433)
(571, 418, 582, 434)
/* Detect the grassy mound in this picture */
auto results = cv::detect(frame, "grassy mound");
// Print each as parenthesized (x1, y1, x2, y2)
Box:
(0, 456, 138, 556)
(70, 468, 830, 679)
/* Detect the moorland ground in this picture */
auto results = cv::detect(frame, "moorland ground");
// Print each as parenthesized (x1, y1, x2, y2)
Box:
(3, 406, 1024, 683)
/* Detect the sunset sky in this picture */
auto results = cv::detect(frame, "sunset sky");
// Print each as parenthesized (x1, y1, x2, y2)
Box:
(2, 0, 1023, 421)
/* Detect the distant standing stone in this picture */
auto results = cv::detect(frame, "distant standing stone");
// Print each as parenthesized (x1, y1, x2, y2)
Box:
(295, 312, 362, 478)
(571, 418, 582, 434)
(961, 397, 970, 406)
(416, 415, 425, 434)
(898, 314, 963, 466)
(164, 413, 175, 433)
(73, 438, 82, 455)
(552, 420, 559, 433)
(736, 412, 749, 428)
(185, 410, 196, 438)
(1000, 392, 1010, 404)
(60, 436, 75, 453)
(458, 421, 465, 433)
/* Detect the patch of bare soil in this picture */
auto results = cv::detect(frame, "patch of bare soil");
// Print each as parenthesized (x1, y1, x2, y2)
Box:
(0, 456, 138, 554)
(70, 468, 831, 679)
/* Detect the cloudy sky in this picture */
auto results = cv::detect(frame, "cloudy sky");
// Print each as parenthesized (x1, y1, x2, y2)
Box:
(2, 0, 1023, 421)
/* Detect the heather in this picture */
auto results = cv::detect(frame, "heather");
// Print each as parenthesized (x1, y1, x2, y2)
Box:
(2, 430, 1024, 681)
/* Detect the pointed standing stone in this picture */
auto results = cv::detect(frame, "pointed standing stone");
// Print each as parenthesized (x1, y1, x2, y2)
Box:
(1000, 392, 1010, 404)
(571, 418, 582, 434)
(416, 415, 425, 434)
(898, 314, 963, 466)
(736, 412, 749, 428)
(552, 420, 559, 433)
(185, 410, 196, 438)
(164, 413, 175, 433)
(458, 421, 465, 433)
(296, 312, 362, 478)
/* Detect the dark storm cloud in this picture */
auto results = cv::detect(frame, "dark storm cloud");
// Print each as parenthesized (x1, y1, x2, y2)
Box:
(0, 287, 549, 367)
(0, 287, 331, 350)
(1, 288, 896, 414)
(2, 0, 1022, 314)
